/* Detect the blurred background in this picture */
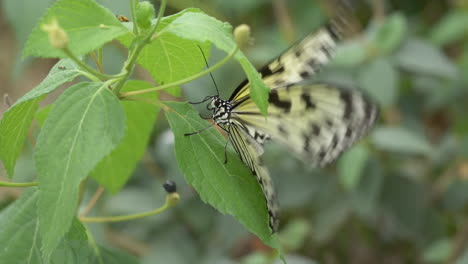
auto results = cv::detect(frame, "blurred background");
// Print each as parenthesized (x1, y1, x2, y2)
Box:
(1, 0, 468, 263)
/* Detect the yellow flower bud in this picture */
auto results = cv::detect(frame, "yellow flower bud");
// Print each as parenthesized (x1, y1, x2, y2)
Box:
(234, 24, 251, 49)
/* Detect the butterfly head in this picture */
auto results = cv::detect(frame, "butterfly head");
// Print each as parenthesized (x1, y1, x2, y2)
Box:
(208, 96, 232, 125)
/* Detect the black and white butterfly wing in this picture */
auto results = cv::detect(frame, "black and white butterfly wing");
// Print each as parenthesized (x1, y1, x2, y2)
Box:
(226, 122, 280, 231)
(231, 83, 378, 167)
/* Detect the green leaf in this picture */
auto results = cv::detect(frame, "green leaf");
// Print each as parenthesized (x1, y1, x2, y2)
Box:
(422, 238, 452, 263)
(0, 188, 92, 263)
(164, 101, 280, 250)
(119, 9, 211, 96)
(0, 97, 41, 178)
(91, 247, 140, 264)
(90, 80, 159, 193)
(338, 144, 370, 191)
(332, 40, 368, 66)
(358, 58, 399, 107)
(35, 82, 126, 260)
(160, 10, 270, 115)
(23, 0, 128, 58)
(371, 126, 434, 156)
(430, 10, 468, 46)
(371, 13, 407, 54)
(0, 188, 41, 263)
(395, 38, 458, 79)
(0, 59, 80, 177)
(36, 104, 54, 127)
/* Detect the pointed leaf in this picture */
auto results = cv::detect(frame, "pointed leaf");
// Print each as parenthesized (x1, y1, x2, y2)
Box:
(24, 0, 128, 58)
(0, 59, 80, 177)
(35, 82, 125, 259)
(164, 101, 280, 250)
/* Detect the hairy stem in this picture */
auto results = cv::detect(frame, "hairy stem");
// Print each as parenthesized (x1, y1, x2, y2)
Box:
(112, 0, 168, 95)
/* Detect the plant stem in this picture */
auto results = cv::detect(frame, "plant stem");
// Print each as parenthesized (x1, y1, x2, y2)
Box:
(80, 186, 105, 217)
(63, 47, 116, 80)
(79, 193, 179, 223)
(130, 0, 139, 35)
(113, 0, 168, 95)
(0, 181, 39, 187)
(119, 46, 239, 98)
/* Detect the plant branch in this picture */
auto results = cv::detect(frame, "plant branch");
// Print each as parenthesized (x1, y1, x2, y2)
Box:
(63, 47, 116, 80)
(119, 45, 239, 98)
(80, 186, 105, 217)
(130, 0, 139, 35)
(79, 193, 179, 223)
(0, 181, 39, 187)
(112, 0, 167, 95)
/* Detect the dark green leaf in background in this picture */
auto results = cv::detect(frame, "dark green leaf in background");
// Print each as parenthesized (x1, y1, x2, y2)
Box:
(358, 58, 399, 108)
(90, 80, 160, 193)
(23, 0, 128, 58)
(35, 82, 126, 260)
(0, 59, 80, 177)
(371, 126, 434, 156)
(338, 144, 370, 191)
(396, 39, 458, 79)
(430, 10, 468, 46)
(370, 12, 407, 55)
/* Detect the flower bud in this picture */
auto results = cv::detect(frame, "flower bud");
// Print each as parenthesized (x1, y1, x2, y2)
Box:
(136, 1, 155, 30)
(234, 24, 251, 48)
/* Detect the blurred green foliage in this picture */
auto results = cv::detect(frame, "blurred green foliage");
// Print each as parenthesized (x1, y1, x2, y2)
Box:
(1, 0, 468, 263)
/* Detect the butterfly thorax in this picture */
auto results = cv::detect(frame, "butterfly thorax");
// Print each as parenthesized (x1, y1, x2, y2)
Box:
(209, 96, 233, 125)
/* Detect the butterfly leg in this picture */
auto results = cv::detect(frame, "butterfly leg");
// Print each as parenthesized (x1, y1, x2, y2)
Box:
(184, 123, 215, 136)
(216, 124, 232, 164)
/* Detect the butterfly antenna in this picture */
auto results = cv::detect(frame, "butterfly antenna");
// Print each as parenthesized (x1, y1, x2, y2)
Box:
(197, 45, 220, 96)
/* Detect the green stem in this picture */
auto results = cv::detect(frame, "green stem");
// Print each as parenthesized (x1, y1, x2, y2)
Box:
(113, 0, 168, 95)
(130, 0, 139, 35)
(0, 181, 39, 187)
(79, 193, 179, 223)
(76, 70, 101, 82)
(119, 46, 239, 98)
(63, 47, 116, 80)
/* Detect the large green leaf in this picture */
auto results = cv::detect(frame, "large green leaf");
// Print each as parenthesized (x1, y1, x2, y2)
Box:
(119, 9, 210, 96)
(371, 126, 434, 156)
(23, 0, 128, 58)
(164, 101, 280, 250)
(90, 80, 159, 193)
(396, 38, 458, 79)
(430, 10, 468, 46)
(35, 82, 126, 260)
(358, 58, 399, 108)
(0, 59, 80, 177)
(0, 188, 92, 263)
(160, 11, 270, 115)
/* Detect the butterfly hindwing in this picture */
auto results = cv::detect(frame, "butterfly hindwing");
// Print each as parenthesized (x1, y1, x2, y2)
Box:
(232, 83, 378, 167)
(226, 122, 279, 231)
